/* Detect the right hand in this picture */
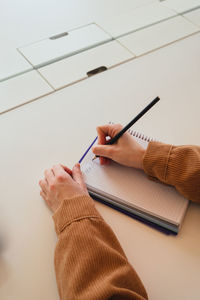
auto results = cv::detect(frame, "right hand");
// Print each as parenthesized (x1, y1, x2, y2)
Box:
(92, 124, 146, 170)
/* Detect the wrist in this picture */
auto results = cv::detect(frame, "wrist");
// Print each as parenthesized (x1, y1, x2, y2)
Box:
(133, 147, 146, 170)
(52, 195, 101, 235)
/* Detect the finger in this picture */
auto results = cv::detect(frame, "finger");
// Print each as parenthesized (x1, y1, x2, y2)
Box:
(100, 156, 110, 165)
(96, 125, 107, 145)
(61, 165, 72, 176)
(72, 163, 87, 189)
(40, 190, 47, 201)
(44, 169, 55, 185)
(40, 191, 51, 209)
(39, 179, 48, 193)
(52, 164, 71, 181)
(92, 144, 114, 160)
(96, 124, 123, 144)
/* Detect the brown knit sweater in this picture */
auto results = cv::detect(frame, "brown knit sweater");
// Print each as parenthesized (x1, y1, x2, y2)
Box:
(53, 142, 200, 300)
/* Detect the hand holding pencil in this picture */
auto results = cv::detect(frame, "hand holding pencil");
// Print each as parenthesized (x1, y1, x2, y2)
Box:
(92, 123, 146, 169)
(92, 97, 160, 169)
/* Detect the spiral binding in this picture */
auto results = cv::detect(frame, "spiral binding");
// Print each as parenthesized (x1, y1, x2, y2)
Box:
(128, 129, 154, 142)
(108, 122, 155, 142)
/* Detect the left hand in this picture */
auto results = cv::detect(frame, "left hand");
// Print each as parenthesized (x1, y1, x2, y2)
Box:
(39, 163, 89, 213)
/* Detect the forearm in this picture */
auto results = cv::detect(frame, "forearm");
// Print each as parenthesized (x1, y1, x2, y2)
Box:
(53, 195, 148, 300)
(143, 142, 200, 203)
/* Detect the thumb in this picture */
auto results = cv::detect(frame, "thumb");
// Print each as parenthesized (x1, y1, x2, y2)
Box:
(92, 145, 113, 159)
(72, 163, 87, 189)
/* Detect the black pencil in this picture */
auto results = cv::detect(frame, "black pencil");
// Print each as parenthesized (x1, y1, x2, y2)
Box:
(93, 96, 160, 160)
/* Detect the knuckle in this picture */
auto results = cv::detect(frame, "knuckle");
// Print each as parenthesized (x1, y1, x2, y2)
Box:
(57, 174, 65, 182)
(110, 124, 123, 137)
(115, 123, 123, 130)
(49, 184, 55, 190)
(96, 125, 103, 130)
(96, 126, 101, 134)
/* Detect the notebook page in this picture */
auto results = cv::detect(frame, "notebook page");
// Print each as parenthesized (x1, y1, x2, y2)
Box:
(81, 137, 189, 226)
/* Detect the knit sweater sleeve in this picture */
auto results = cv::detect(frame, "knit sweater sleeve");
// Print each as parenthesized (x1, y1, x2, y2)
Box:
(143, 142, 200, 203)
(53, 195, 148, 300)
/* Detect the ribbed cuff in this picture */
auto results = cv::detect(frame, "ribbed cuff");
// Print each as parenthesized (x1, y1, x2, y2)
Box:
(53, 195, 102, 235)
(143, 141, 173, 182)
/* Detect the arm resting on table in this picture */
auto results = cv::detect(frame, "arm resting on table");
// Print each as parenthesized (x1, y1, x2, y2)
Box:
(143, 142, 200, 203)
(53, 195, 148, 300)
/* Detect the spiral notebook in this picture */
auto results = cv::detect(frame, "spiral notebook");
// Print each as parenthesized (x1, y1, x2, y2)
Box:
(80, 131, 189, 234)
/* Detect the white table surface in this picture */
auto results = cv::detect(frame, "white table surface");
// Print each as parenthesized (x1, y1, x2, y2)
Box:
(0, 0, 154, 57)
(0, 71, 53, 114)
(0, 31, 200, 300)
(0, 0, 155, 83)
